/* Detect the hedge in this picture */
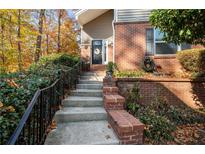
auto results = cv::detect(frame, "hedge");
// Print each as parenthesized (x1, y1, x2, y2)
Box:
(0, 53, 80, 144)
(177, 48, 205, 73)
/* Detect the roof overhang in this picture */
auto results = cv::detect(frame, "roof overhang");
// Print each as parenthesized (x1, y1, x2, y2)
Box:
(75, 9, 110, 26)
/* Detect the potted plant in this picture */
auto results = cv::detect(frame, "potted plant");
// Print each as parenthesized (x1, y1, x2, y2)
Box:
(106, 62, 117, 78)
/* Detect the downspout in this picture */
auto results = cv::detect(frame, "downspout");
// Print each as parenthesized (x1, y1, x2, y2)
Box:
(112, 9, 117, 63)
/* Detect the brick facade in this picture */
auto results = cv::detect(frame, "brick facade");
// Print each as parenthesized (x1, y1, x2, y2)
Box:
(114, 22, 203, 73)
(114, 22, 152, 71)
(116, 78, 205, 109)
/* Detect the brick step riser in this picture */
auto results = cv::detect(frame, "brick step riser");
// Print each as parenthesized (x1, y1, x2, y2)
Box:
(55, 113, 107, 123)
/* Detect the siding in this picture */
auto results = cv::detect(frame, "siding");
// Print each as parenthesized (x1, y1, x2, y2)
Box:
(116, 9, 152, 22)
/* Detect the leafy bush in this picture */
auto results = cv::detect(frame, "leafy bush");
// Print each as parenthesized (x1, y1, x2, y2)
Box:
(125, 83, 142, 112)
(106, 62, 118, 73)
(114, 70, 145, 78)
(177, 49, 205, 74)
(137, 108, 175, 143)
(53, 54, 79, 67)
(0, 53, 79, 144)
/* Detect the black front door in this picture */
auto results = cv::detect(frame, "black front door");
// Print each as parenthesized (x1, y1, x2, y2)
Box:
(92, 40, 102, 64)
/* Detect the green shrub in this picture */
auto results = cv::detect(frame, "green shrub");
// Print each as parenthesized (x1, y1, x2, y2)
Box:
(106, 62, 118, 73)
(137, 108, 175, 143)
(53, 54, 79, 67)
(114, 70, 145, 78)
(126, 84, 205, 144)
(177, 48, 205, 73)
(29, 53, 79, 73)
(0, 53, 80, 144)
(167, 104, 205, 125)
(125, 83, 142, 112)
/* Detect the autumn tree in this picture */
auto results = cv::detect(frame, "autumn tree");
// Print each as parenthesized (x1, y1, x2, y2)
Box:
(17, 10, 23, 71)
(0, 9, 79, 73)
(57, 9, 67, 53)
(35, 9, 45, 62)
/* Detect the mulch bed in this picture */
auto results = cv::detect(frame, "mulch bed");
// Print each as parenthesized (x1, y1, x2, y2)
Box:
(144, 124, 205, 145)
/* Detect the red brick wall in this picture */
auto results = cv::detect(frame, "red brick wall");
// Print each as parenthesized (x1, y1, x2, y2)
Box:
(114, 22, 152, 70)
(114, 22, 204, 73)
(116, 78, 205, 109)
(152, 55, 183, 73)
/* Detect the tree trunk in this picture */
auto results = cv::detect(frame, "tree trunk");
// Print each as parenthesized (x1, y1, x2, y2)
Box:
(0, 14, 5, 70)
(17, 10, 23, 72)
(57, 10, 62, 53)
(46, 33, 49, 54)
(35, 9, 45, 62)
(9, 15, 13, 48)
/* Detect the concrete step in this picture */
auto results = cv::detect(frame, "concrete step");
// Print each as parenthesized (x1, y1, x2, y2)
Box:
(80, 76, 98, 80)
(79, 80, 102, 84)
(76, 83, 103, 90)
(55, 107, 107, 123)
(81, 72, 96, 76)
(44, 120, 119, 145)
(62, 96, 103, 107)
(71, 89, 102, 97)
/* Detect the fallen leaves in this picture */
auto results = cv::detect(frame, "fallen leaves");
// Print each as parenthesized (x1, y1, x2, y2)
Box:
(105, 135, 111, 139)
(0, 101, 3, 108)
(172, 124, 205, 144)
(6, 106, 15, 112)
(6, 79, 19, 88)
(144, 124, 205, 145)
(107, 124, 111, 129)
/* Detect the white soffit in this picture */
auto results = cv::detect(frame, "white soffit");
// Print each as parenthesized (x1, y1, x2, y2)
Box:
(76, 9, 110, 26)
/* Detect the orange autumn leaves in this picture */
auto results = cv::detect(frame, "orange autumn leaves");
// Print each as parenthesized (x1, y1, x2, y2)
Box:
(0, 101, 16, 113)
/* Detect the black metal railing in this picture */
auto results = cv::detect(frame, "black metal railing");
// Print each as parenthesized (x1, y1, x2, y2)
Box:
(6, 62, 81, 145)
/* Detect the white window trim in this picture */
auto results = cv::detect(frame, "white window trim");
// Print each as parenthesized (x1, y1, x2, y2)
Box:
(153, 28, 182, 56)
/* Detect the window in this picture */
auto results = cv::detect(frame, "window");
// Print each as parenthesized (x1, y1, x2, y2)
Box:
(155, 29, 178, 54)
(145, 28, 191, 55)
(146, 29, 154, 55)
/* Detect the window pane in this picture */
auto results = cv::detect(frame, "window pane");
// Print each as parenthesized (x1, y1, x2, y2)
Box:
(104, 44, 106, 62)
(156, 43, 178, 54)
(146, 42, 154, 54)
(93, 40, 102, 46)
(181, 43, 191, 50)
(155, 29, 165, 41)
(146, 29, 154, 41)
(146, 29, 154, 54)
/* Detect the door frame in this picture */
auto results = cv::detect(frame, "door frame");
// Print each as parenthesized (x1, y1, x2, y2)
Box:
(91, 39, 108, 65)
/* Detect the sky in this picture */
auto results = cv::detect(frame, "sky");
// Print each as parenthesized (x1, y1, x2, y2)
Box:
(67, 9, 75, 19)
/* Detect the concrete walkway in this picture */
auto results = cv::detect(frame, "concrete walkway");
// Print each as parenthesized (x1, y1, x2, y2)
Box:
(45, 72, 119, 145)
